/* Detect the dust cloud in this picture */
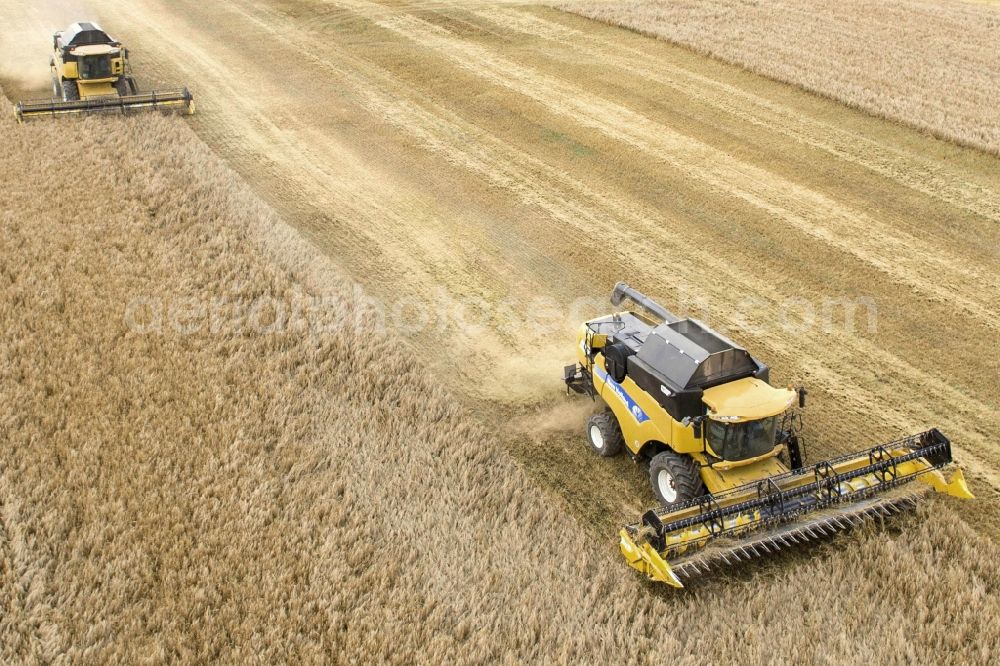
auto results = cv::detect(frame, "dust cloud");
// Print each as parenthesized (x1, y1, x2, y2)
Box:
(0, 0, 99, 96)
(517, 398, 600, 438)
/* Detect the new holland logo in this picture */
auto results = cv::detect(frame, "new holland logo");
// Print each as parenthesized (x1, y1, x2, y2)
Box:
(595, 366, 650, 424)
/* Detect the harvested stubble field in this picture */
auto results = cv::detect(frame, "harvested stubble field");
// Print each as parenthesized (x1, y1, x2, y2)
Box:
(2, 0, 1000, 661)
(560, 0, 1000, 155)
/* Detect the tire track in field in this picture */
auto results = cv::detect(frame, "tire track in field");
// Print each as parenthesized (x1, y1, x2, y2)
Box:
(472, 6, 1000, 226)
(231, 1, 1000, 486)
(429, 4, 1000, 242)
(368, 97, 1000, 488)
(241, 0, 1000, 490)
(354, 90, 1000, 490)
(377, 15, 1000, 330)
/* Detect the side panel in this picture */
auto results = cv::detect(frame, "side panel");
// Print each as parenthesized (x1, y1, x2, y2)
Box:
(669, 419, 703, 454)
(63, 61, 79, 79)
(592, 355, 704, 456)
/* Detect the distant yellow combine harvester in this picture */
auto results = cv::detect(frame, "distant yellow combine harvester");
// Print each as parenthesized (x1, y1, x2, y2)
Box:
(14, 21, 194, 122)
(564, 282, 972, 587)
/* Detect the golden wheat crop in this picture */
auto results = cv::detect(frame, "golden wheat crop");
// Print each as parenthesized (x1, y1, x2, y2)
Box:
(559, 0, 1000, 155)
(1, 92, 999, 662)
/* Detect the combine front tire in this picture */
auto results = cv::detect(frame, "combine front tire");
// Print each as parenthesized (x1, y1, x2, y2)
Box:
(649, 451, 703, 507)
(62, 80, 80, 101)
(586, 413, 624, 457)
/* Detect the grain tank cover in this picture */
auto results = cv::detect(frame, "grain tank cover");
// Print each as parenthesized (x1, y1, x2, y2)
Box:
(635, 318, 758, 390)
(62, 22, 115, 48)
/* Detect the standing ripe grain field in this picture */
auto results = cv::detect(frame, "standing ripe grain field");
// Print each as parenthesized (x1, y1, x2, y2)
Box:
(560, 0, 1000, 155)
(3, 86, 1000, 664)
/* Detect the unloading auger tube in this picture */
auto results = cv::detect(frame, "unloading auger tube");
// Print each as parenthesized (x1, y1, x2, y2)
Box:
(15, 88, 195, 123)
(621, 428, 971, 587)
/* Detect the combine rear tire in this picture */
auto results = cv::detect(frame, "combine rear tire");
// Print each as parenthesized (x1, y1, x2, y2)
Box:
(586, 413, 624, 457)
(649, 451, 703, 507)
(62, 80, 79, 102)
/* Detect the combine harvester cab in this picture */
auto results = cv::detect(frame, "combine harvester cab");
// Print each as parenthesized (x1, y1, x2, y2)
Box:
(14, 21, 194, 123)
(564, 282, 972, 588)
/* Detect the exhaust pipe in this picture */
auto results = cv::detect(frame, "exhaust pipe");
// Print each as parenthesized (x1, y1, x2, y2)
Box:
(610, 281, 679, 323)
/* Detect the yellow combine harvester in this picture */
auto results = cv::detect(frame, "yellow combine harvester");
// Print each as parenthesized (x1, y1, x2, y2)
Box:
(14, 22, 193, 122)
(564, 282, 972, 587)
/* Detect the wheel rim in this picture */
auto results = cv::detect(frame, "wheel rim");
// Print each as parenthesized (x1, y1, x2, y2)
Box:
(657, 469, 678, 503)
(589, 424, 605, 450)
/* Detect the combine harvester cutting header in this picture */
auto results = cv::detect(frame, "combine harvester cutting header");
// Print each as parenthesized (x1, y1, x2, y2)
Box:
(14, 22, 193, 122)
(564, 282, 972, 587)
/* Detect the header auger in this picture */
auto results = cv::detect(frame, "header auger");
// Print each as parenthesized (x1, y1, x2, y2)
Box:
(14, 22, 194, 123)
(564, 282, 972, 587)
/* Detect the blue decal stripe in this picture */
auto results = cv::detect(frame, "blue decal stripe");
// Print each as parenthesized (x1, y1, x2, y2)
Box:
(595, 366, 649, 424)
